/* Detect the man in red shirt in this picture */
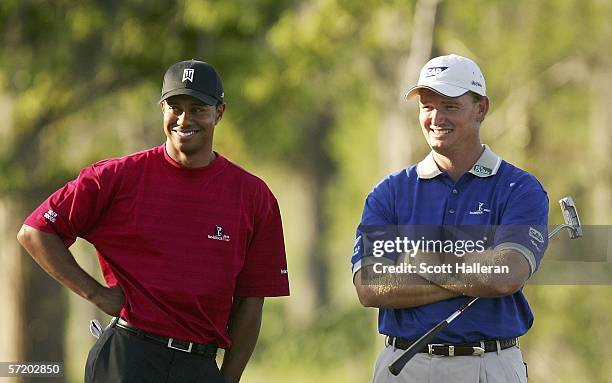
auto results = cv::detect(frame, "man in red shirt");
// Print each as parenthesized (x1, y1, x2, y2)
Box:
(17, 59, 290, 383)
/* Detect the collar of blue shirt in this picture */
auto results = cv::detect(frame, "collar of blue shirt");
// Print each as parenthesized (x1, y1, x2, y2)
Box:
(416, 144, 502, 179)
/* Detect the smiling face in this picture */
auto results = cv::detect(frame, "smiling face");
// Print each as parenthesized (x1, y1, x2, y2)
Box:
(418, 88, 488, 158)
(161, 94, 225, 168)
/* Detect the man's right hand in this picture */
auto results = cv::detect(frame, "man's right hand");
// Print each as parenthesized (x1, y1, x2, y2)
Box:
(93, 285, 125, 317)
(353, 264, 460, 309)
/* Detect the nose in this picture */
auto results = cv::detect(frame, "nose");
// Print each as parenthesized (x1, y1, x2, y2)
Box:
(176, 111, 192, 127)
(430, 108, 445, 127)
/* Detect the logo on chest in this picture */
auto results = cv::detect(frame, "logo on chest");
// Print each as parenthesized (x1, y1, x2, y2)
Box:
(208, 225, 231, 242)
(468, 202, 491, 215)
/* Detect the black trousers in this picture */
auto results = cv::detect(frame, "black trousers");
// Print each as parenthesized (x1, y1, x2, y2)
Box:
(85, 326, 225, 383)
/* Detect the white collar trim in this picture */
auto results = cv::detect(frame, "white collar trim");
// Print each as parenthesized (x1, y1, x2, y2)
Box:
(416, 144, 502, 179)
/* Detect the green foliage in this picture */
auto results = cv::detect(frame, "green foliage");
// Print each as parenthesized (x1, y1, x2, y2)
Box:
(243, 301, 379, 382)
(0, 0, 289, 192)
(255, 302, 376, 365)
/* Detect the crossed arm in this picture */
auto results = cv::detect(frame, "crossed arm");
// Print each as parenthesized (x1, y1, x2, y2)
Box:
(354, 248, 530, 309)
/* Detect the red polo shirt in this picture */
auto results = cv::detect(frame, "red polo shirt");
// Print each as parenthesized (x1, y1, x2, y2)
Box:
(24, 145, 289, 348)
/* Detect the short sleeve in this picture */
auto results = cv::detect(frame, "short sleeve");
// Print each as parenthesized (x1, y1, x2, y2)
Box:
(352, 178, 397, 276)
(23, 163, 114, 247)
(494, 179, 549, 276)
(234, 186, 289, 297)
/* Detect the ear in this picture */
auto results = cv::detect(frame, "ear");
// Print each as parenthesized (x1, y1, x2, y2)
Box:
(159, 100, 165, 113)
(215, 103, 226, 124)
(477, 97, 490, 122)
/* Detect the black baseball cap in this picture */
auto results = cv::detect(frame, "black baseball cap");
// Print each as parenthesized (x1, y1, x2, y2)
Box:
(160, 59, 224, 105)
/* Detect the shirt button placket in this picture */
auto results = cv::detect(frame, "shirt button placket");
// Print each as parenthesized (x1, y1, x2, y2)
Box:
(447, 186, 458, 221)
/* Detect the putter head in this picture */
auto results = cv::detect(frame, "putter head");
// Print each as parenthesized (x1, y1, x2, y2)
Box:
(559, 196, 582, 239)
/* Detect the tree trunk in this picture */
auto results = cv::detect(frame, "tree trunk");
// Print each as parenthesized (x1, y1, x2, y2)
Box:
(63, 240, 106, 382)
(379, 0, 440, 173)
(589, 63, 612, 227)
(21, 220, 66, 383)
(303, 111, 335, 308)
(0, 197, 24, 383)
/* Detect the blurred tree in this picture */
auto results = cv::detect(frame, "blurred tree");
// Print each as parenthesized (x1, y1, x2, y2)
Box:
(376, 0, 440, 174)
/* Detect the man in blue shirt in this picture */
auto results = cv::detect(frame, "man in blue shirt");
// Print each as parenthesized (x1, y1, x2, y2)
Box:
(352, 54, 548, 382)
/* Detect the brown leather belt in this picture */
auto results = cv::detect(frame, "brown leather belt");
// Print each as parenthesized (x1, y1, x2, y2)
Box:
(386, 336, 518, 356)
(114, 318, 217, 357)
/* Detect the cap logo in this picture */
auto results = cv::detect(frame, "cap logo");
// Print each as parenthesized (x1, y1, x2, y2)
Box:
(182, 68, 194, 83)
(424, 66, 448, 77)
(471, 80, 482, 88)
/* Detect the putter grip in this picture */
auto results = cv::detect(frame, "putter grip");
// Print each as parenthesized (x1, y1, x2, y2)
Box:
(388, 320, 449, 376)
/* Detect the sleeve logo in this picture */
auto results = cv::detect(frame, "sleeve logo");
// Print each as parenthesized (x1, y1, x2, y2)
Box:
(44, 209, 58, 223)
(529, 227, 544, 243)
(529, 227, 544, 252)
(353, 235, 362, 257)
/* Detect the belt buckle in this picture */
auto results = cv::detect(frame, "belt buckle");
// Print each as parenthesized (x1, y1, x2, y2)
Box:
(427, 344, 445, 355)
(471, 346, 485, 355)
(429, 344, 484, 356)
(167, 338, 193, 353)
(427, 343, 455, 356)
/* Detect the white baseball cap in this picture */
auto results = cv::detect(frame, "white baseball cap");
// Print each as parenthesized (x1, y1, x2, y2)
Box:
(405, 54, 486, 99)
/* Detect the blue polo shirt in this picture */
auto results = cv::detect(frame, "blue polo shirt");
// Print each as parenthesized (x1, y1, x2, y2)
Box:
(352, 145, 549, 343)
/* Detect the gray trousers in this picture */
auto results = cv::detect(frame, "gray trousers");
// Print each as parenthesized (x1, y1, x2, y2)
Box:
(372, 343, 527, 383)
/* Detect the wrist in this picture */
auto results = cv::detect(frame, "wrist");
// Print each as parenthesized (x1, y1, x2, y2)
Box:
(86, 283, 106, 306)
(220, 367, 241, 383)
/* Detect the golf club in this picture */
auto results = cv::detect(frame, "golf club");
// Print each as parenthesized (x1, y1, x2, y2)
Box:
(388, 196, 583, 376)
